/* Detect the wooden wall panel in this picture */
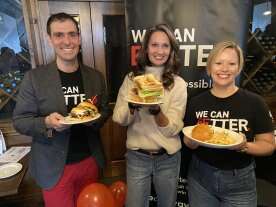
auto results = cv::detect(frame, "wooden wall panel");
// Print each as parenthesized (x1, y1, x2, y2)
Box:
(100, 109, 127, 177)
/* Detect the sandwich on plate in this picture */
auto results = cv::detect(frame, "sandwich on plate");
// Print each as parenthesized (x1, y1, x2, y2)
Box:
(129, 74, 164, 103)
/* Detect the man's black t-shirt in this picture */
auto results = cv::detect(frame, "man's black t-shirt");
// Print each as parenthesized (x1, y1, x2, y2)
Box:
(58, 69, 91, 164)
(184, 88, 273, 170)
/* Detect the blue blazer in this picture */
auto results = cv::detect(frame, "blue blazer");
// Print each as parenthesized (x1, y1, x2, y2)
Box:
(13, 62, 111, 189)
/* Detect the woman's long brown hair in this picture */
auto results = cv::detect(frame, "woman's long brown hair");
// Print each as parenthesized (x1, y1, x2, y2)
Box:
(131, 24, 180, 90)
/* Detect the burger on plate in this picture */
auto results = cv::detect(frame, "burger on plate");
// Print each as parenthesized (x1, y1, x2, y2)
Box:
(70, 101, 98, 119)
(130, 74, 164, 103)
(191, 123, 213, 141)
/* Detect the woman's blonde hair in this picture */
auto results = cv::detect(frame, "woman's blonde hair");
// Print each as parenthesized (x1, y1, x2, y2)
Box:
(206, 40, 244, 75)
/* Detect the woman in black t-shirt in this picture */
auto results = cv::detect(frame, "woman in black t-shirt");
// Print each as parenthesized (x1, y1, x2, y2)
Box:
(184, 40, 275, 207)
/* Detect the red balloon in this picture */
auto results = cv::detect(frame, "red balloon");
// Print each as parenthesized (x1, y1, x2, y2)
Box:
(77, 183, 117, 207)
(109, 181, 127, 207)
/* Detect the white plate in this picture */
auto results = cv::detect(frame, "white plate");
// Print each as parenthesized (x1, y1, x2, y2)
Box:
(60, 113, 101, 125)
(0, 163, 23, 179)
(182, 125, 244, 149)
(126, 97, 163, 105)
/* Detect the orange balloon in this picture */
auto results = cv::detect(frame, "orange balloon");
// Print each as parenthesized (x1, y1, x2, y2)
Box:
(109, 181, 127, 207)
(77, 183, 117, 207)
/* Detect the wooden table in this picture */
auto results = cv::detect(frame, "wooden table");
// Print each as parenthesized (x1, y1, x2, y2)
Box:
(0, 155, 28, 197)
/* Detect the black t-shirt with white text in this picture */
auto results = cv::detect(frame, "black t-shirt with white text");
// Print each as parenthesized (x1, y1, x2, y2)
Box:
(184, 88, 273, 170)
(58, 69, 91, 164)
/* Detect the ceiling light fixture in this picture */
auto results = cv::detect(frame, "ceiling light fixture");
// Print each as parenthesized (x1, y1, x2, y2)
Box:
(263, 0, 272, 16)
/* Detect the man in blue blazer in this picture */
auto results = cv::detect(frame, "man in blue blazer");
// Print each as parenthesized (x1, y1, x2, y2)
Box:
(13, 12, 111, 207)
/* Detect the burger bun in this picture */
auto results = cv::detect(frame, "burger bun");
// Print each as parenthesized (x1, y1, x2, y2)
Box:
(192, 124, 213, 141)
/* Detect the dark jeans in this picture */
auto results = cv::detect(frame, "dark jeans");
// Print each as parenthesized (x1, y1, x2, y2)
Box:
(188, 155, 257, 207)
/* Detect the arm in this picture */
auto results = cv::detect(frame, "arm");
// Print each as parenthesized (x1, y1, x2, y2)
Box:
(12, 72, 48, 138)
(153, 109, 169, 127)
(13, 71, 69, 139)
(235, 93, 275, 156)
(113, 75, 136, 126)
(239, 133, 275, 156)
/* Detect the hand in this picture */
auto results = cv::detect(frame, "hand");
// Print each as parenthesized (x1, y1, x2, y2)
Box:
(45, 112, 71, 132)
(148, 105, 161, 116)
(128, 102, 141, 114)
(229, 133, 247, 152)
(184, 136, 199, 149)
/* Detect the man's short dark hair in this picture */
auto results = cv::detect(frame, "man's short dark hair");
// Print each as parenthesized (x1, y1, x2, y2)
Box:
(46, 12, 79, 35)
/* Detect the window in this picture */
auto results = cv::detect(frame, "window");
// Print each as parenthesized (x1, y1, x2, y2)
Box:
(0, 0, 31, 119)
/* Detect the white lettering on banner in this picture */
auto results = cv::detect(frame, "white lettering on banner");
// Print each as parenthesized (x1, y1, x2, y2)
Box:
(130, 28, 213, 67)
(186, 79, 212, 89)
(197, 45, 214, 66)
(179, 44, 213, 66)
(174, 28, 195, 42)
(180, 45, 196, 66)
(131, 29, 146, 43)
(176, 177, 189, 205)
(131, 28, 196, 43)
(176, 202, 189, 207)
(148, 195, 157, 202)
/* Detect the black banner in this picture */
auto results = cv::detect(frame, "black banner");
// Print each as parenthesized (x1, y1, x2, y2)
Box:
(125, 0, 252, 206)
(125, 0, 252, 97)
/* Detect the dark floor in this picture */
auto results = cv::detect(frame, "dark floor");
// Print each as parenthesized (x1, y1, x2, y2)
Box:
(257, 179, 276, 207)
(0, 175, 43, 207)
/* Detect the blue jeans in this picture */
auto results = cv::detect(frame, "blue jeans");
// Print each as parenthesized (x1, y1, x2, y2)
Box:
(126, 149, 181, 207)
(188, 155, 257, 207)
